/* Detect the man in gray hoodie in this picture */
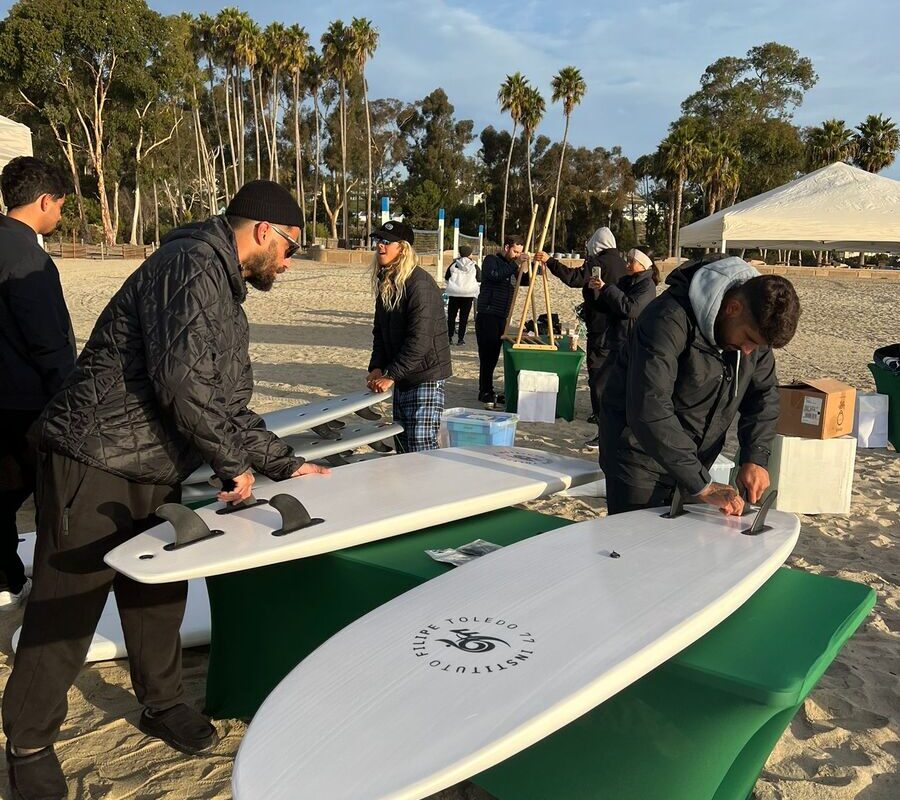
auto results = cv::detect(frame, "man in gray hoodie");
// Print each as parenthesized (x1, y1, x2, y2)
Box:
(600, 254, 801, 516)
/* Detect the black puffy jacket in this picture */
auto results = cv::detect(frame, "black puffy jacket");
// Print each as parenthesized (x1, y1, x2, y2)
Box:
(40, 216, 302, 485)
(600, 260, 780, 496)
(545, 249, 627, 367)
(594, 268, 657, 355)
(368, 266, 452, 389)
(475, 252, 527, 317)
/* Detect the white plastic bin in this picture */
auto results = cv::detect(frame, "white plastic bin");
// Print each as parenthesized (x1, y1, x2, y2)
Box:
(517, 370, 558, 423)
(852, 392, 889, 448)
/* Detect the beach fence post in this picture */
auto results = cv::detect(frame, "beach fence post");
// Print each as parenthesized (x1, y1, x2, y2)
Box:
(452, 218, 460, 258)
(478, 225, 484, 264)
(380, 196, 389, 226)
(437, 208, 446, 281)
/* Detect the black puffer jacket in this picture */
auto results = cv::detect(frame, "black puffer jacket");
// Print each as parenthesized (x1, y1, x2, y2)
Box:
(600, 260, 780, 496)
(40, 216, 302, 485)
(475, 252, 526, 317)
(545, 249, 627, 367)
(594, 268, 657, 355)
(369, 266, 452, 389)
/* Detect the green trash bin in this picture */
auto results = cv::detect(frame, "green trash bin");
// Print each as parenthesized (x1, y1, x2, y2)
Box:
(868, 361, 900, 449)
(502, 339, 585, 421)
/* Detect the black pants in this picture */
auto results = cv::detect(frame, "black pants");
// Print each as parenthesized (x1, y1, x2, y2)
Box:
(0, 409, 41, 593)
(2, 450, 187, 749)
(475, 313, 506, 396)
(605, 475, 675, 515)
(587, 357, 617, 426)
(447, 296, 474, 342)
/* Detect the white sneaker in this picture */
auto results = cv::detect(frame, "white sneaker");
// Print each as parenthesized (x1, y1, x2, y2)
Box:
(0, 578, 32, 612)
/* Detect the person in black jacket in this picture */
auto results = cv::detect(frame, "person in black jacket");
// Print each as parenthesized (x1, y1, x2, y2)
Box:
(474, 234, 527, 405)
(600, 254, 801, 517)
(0, 156, 74, 613)
(535, 226, 627, 447)
(367, 220, 452, 452)
(3, 180, 329, 799)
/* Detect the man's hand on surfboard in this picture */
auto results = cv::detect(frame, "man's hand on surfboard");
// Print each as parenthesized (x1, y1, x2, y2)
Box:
(696, 482, 745, 516)
(292, 463, 331, 477)
(366, 368, 393, 393)
(217, 471, 255, 504)
(735, 463, 770, 505)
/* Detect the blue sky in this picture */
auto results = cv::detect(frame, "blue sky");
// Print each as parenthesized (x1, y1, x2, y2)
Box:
(4, 0, 899, 178)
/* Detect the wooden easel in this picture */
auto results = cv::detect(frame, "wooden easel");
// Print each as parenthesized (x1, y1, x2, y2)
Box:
(502, 198, 557, 350)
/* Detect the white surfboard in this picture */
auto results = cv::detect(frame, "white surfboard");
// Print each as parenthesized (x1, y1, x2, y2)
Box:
(233, 501, 799, 800)
(261, 389, 392, 438)
(182, 420, 402, 489)
(105, 447, 601, 584)
(12, 578, 210, 663)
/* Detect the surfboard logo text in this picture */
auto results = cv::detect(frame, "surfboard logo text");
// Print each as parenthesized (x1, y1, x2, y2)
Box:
(411, 617, 536, 675)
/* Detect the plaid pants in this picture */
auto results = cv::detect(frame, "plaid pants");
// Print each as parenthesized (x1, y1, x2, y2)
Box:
(392, 381, 446, 453)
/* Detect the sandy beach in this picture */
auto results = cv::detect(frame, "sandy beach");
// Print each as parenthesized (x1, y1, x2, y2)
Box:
(2, 256, 898, 799)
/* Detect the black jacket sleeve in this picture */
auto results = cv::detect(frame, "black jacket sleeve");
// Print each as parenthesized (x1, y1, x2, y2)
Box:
(142, 253, 251, 481)
(383, 280, 439, 382)
(736, 349, 780, 469)
(625, 310, 712, 495)
(7, 253, 75, 397)
(368, 301, 388, 372)
(481, 254, 519, 284)
(597, 277, 654, 320)
(229, 354, 304, 480)
(545, 257, 589, 288)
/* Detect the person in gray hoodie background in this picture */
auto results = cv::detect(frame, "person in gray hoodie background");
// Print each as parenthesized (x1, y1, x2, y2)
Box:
(599, 254, 801, 516)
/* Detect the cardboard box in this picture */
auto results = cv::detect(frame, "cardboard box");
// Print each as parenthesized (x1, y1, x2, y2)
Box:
(768, 434, 856, 514)
(852, 392, 889, 448)
(777, 379, 856, 439)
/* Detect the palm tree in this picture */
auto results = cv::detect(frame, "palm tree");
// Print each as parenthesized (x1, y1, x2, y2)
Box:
(262, 22, 292, 181)
(321, 20, 357, 243)
(805, 119, 857, 171)
(303, 50, 325, 243)
(283, 25, 309, 238)
(519, 86, 546, 212)
(497, 72, 530, 243)
(660, 125, 704, 258)
(700, 133, 741, 215)
(350, 18, 379, 240)
(233, 15, 261, 185)
(853, 114, 900, 173)
(213, 8, 243, 191)
(550, 66, 586, 252)
(193, 13, 229, 205)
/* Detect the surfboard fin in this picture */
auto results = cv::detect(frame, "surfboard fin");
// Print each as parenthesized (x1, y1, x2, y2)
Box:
(157, 503, 225, 551)
(354, 405, 382, 421)
(325, 453, 351, 466)
(311, 423, 342, 440)
(269, 494, 324, 536)
(662, 486, 686, 519)
(368, 437, 395, 453)
(743, 490, 777, 536)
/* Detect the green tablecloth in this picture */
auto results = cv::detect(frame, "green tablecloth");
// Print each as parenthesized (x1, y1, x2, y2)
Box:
(502, 339, 585, 421)
(204, 511, 874, 799)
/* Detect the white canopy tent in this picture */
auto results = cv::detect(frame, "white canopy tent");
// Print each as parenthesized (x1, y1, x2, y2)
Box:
(0, 114, 34, 210)
(678, 162, 900, 254)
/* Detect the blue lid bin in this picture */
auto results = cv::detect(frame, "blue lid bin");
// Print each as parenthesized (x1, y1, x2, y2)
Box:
(440, 407, 519, 448)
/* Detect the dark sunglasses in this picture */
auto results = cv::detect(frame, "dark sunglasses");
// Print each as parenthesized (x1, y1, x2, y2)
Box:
(270, 224, 301, 258)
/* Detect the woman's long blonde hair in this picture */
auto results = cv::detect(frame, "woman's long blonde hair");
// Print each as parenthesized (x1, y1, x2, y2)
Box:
(371, 241, 419, 311)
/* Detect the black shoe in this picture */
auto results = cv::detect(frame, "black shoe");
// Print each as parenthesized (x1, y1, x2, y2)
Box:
(139, 703, 218, 755)
(586, 414, 598, 425)
(494, 393, 505, 406)
(457, 338, 465, 346)
(478, 391, 495, 404)
(6, 742, 66, 800)
(583, 434, 600, 450)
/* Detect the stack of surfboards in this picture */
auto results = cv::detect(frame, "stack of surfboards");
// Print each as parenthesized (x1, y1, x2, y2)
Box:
(231, 500, 799, 799)
(17, 446, 599, 662)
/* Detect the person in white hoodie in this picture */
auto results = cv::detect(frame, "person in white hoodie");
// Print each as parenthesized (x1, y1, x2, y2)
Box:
(444, 245, 481, 346)
(600, 254, 801, 516)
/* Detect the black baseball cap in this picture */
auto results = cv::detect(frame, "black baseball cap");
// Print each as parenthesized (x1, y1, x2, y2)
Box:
(371, 220, 415, 245)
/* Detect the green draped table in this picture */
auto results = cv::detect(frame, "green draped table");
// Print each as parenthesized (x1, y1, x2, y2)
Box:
(203, 509, 874, 800)
(502, 338, 585, 421)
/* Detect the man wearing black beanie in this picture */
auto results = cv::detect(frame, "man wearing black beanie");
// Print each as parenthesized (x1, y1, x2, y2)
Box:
(3, 180, 328, 799)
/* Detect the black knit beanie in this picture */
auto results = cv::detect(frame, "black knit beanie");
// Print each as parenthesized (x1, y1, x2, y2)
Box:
(225, 180, 303, 227)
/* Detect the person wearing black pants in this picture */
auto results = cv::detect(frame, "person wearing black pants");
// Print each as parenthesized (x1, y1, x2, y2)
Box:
(0, 158, 75, 613)
(475, 235, 526, 404)
(3, 181, 329, 800)
(444, 244, 480, 346)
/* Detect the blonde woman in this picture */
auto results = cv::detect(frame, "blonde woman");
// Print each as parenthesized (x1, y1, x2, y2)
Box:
(366, 221, 452, 452)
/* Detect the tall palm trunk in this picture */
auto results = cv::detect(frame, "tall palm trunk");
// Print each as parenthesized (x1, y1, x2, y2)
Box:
(251, 68, 262, 179)
(206, 56, 230, 202)
(550, 112, 570, 252)
(312, 93, 321, 245)
(525, 132, 534, 211)
(673, 173, 685, 258)
(339, 76, 348, 243)
(363, 72, 373, 239)
(223, 72, 240, 191)
(293, 75, 306, 244)
(500, 121, 518, 243)
(270, 67, 280, 181)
